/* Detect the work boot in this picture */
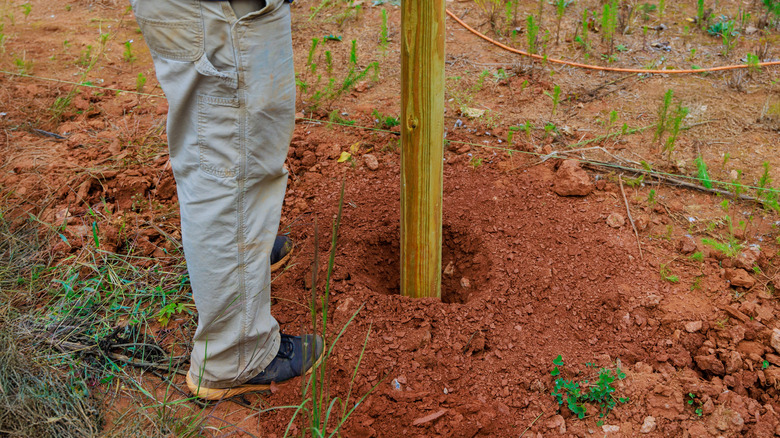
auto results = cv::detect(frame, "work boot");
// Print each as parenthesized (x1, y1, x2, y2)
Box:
(271, 235, 293, 272)
(186, 333, 325, 400)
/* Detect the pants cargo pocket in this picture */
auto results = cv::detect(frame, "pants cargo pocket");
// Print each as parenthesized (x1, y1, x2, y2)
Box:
(198, 95, 241, 178)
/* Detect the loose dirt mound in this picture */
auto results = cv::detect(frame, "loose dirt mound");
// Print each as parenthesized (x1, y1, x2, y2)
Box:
(2, 0, 780, 437)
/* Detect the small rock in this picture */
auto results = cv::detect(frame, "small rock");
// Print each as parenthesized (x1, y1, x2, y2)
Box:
(545, 415, 566, 434)
(460, 277, 471, 289)
(363, 154, 379, 171)
(685, 321, 703, 333)
(771, 329, 780, 355)
(725, 268, 756, 289)
(635, 214, 649, 231)
(602, 425, 620, 434)
(724, 350, 744, 374)
(606, 212, 625, 228)
(553, 160, 594, 197)
(640, 416, 657, 433)
(678, 235, 697, 254)
(301, 151, 316, 167)
(695, 354, 726, 375)
(735, 246, 760, 270)
(443, 261, 455, 276)
(701, 398, 715, 415)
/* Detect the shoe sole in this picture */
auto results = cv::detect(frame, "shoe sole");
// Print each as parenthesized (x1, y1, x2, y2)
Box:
(270, 246, 293, 273)
(186, 347, 325, 401)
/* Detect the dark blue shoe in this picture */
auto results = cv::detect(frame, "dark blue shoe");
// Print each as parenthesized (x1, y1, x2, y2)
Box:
(187, 333, 324, 400)
(271, 235, 293, 272)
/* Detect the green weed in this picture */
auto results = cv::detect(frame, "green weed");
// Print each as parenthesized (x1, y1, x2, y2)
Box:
(372, 109, 400, 129)
(379, 9, 388, 52)
(654, 89, 673, 143)
(553, 0, 573, 44)
(550, 356, 628, 420)
(545, 84, 562, 118)
(660, 264, 679, 283)
(695, 155, 712, 189)
(135, 72, 146, 93)
(663, 104, 689, 159)
(21, 2, 31, 19)
(527, 14, 539, 54)
(601, 0, 618, 54)
(687, 393, 704, 417)
(123, 40, 136, 62)
(697, 0, 706, 28)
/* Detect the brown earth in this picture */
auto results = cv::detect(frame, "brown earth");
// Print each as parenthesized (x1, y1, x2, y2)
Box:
(2, 0, 780, 437)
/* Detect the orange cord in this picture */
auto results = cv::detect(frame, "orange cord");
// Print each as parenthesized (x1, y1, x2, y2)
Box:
(445, 9, 780, 74)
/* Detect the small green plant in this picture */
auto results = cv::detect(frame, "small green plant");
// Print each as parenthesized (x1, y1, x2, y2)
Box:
(575, 14, 590, 51)
(157, 301, 193, 327)
(702, 234, 742, 258)
(372, 109, 400, 129)
(553, 0, 573, 44)
(123, 40, 136, 62)
(470, 156, 484, 169)
(21, 2, 32, 19)
(687, 393, 703, 417)
(527, 14, 539, 54)
(328, 110, 355, 126)
(379, 9, 389, 52)
(0, 24, 6, 53)
(697, 0, 706, 28)
(646, 189, 656, 206)
(13, 55, 33, 75)
(307, 37, 320, 74)
(695, 155, 712, 189)
(551, 356, 628, 420)
(747, 53, 761, 74)
(76, 45, 93, 67)
(544, 84, 562, 117)
(655, 89, 673, 143)
(664, 104, 689, 159)
(325, 50, 333, 75)
(690, 252, 704, 262)
(601, 0, 618, 55)
(658, 0, 666, 16)
(708, 19, 738, 56)
(660, 264, 679, 283)
(757, 161, 780, 212)
(135, 72, 147, 92)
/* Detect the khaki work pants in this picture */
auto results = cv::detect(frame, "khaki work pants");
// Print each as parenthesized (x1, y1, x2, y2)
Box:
(130, 0, 294, 388)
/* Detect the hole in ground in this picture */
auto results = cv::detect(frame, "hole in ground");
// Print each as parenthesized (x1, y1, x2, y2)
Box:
(345, 224, 492, 304)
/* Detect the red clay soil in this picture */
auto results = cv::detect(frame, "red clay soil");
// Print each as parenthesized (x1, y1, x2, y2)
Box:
(3, 0, 780, 437)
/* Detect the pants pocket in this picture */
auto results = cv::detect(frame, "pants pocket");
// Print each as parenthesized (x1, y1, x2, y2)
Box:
(132, 0, 204, 61)
(198, 95, 241, 178)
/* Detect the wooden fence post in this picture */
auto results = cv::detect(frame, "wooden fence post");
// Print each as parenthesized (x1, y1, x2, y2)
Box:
(400, 0, 445, 299)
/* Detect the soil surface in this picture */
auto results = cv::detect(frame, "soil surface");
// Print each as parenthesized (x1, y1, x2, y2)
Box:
(2, 0, 780, 437)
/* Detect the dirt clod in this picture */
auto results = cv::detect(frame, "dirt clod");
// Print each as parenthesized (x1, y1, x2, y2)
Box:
(640, 416, 657, 433)
(606, 212, 625, 228)
(726, 268, 756, 289)
(553, 160, 593, 197)
(364, 154, 379, 171)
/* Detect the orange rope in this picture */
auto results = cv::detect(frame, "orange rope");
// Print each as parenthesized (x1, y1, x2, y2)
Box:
(446, 9, 780, 74)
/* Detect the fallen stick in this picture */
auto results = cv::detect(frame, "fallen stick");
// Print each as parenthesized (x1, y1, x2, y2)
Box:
(619, 175, 644, 260)
(519, 412, 545, 438)
(581, 161, 760, 203)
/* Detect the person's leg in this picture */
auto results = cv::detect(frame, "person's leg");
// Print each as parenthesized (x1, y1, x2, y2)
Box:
(130, 0, 290, 388)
